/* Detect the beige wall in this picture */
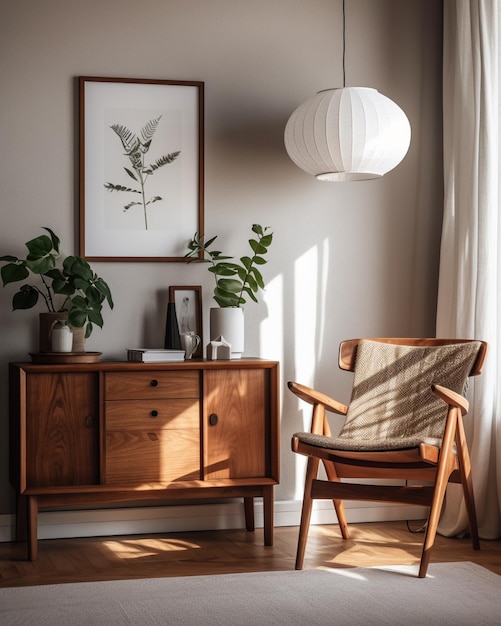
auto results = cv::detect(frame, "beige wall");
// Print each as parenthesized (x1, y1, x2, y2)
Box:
(0, 1, 443, 518)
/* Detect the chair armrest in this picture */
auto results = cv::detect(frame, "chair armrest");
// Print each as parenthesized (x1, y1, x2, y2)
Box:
(431, 384, 469, 416)
(288, 381, 348, 415)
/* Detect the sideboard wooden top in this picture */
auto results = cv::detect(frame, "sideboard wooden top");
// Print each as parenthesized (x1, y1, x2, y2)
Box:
(11, 357, 279, 373)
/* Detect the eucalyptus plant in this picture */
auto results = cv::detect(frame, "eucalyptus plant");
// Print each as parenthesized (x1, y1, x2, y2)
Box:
(186, 224, 273, 307)
(0, 227, 113, 338)
(104, 115, 180, 230)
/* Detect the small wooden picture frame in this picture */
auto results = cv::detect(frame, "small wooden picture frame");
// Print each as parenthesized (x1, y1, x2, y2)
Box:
(169, 285, 203, 358)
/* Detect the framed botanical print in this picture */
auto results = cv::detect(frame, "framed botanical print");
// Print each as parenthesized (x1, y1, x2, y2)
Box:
(79, 76, 204, 261)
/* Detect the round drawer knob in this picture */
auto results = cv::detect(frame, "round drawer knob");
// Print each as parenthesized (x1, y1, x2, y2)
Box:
(150, 410, 159, 417)
(209, 413, 218, 426)
(150, 379, 158, 387)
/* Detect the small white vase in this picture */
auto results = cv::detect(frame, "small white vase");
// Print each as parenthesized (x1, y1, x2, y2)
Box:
(50, 320, 73, 352)
(209, 307, 244, 359)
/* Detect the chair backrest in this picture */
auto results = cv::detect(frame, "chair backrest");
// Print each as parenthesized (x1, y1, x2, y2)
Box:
(339, 338, 487, 375)
(336, 338, 487, 447)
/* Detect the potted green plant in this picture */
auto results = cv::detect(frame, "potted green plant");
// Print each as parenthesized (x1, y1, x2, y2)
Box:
(0, 227, 114, 351)
(185, 224, 273, 357)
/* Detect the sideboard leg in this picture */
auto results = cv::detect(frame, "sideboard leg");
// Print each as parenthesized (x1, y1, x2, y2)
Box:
(243, 496, 255, 532)
(27, 496, 38, 561)
(16, 495, 27, 542)
(263, 485, 274, 546)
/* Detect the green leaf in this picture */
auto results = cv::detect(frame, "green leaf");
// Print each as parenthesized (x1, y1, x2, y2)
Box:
(246, 273, 258, 293)
(253, 256, 267, 265)
(251, 267, 265, 289)
(67, 308, 87, 328)
(214, 293, 236, 307)
(25, 234, 59, 274)
(240, 256, 252, 271)
(51, 276, 75, 296)
(72, 277, 90, 292)
(94, 279, 114, 308)
(63, 256, 93, 281)
(260, 233, 273, 247)
(214, 287, 242, 307)
(203, 235, 218, 248)
(236, 266, 248, 282)
(249, 239, 267, 255)
(12, 285, 39, 309)
(84, 285, 103, 305)
(217, 278, 243, 294)
(1, 262, 29, 286)
(69, 294, 88, 310)
(211, 251, 232, 261)
(210, 264, 238, 277)
(243, 286, 258, 303)
(87, 308, 104, 327)
(42, 227, 61, 253)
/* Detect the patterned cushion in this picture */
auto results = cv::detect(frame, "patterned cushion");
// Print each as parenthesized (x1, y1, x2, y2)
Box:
(296, 340, 481, 453)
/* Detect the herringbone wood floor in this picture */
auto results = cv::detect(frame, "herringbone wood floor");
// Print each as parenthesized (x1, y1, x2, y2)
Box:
(0, 521, 500, 587)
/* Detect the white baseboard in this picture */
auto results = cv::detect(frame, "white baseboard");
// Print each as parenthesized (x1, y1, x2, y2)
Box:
(0, 500, 427, 543)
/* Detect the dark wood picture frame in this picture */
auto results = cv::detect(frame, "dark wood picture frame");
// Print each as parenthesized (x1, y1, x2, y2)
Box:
(79, 76, 204, 261)
(169, 285, 203, 358)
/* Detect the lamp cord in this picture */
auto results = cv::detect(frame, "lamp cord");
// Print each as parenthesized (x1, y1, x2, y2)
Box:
(342, 0, 346, 88)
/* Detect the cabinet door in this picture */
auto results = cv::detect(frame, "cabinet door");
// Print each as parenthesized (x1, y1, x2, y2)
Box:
(204, 369, 267, 479)
(25, 372, 99, 488)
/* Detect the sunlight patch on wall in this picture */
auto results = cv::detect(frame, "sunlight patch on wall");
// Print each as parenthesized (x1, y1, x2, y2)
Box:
(291, 240, 333, 499)
(294, 245, 320, 427)
(261, 273, 283, 360)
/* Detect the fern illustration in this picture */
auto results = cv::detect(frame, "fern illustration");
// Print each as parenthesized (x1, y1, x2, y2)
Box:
(104, 115, 180, 229)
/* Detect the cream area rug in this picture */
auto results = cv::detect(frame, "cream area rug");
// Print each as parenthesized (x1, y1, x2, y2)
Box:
(1, 562, 500, 625)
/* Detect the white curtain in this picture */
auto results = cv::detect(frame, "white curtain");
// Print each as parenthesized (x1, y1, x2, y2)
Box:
(437, 0, 501, 539)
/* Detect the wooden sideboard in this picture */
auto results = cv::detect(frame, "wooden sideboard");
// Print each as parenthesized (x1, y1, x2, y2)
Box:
(9, 358, 280, 560)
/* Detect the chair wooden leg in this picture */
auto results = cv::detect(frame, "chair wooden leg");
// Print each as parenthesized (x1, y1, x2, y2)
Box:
(419, 412, 458, 578)
(323, 459, 349, 539)
(296, 456, 319, 570)
(420, 475, 451, 578)
(455, 415, 480, 549)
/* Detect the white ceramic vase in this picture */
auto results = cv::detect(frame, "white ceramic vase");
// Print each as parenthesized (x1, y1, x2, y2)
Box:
(39, 312, 87, 353)
(209, 307, 244, 359)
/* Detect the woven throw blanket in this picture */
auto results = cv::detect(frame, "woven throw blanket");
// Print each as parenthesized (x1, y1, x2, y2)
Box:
(331, 340, 482, 450)
(297, 340, 481, 453)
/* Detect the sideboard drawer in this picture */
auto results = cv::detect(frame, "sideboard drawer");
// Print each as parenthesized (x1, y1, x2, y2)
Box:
(105, 399, 200, 430)
(105, 428, 201, 484)
(104, 370, 201, 485)
(105, 370, 199, 400)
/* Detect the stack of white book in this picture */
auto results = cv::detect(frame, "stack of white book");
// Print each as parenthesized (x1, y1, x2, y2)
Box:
(127, 348, 186, 363)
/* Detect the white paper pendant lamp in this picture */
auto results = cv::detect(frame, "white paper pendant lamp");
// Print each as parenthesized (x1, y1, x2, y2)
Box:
(284, 86, 411, 181)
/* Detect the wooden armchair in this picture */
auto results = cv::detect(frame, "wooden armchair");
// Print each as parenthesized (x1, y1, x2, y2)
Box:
(289, 338, 488, 577)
